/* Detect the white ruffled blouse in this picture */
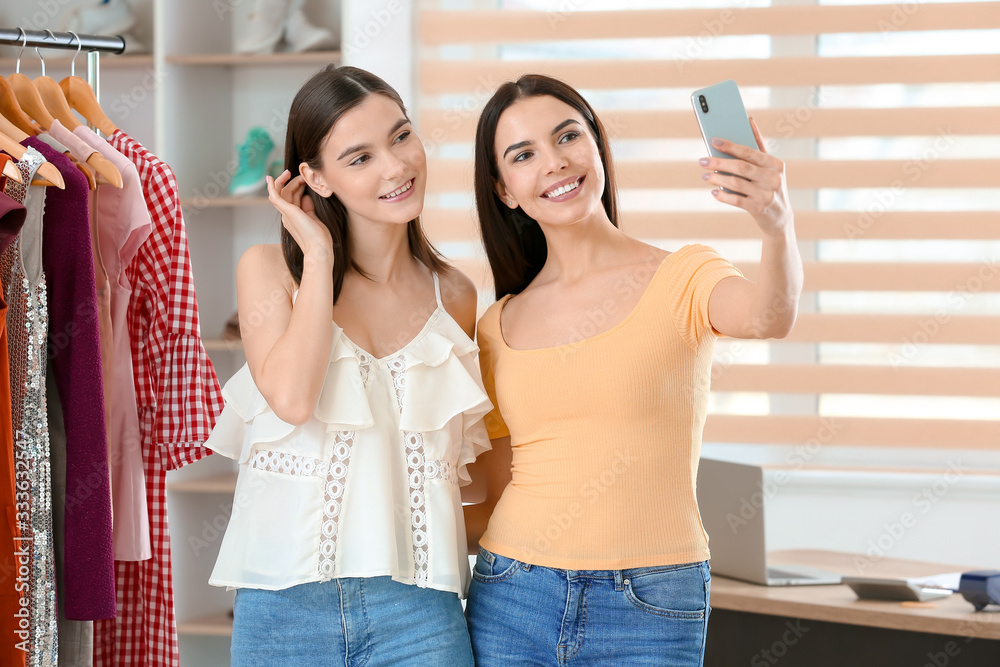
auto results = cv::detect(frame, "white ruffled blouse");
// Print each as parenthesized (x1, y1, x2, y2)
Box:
(205, 274, 492, 597)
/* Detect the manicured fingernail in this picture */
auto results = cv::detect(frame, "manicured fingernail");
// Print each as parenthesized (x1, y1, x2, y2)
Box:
(699, 158, 709, 166)
(712, 138, 724, 147)
(701, 172, 710, 181)
(711, 189, 720, 196)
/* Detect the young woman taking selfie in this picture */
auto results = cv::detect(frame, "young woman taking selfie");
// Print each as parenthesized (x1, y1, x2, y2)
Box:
(204, 65, 491, 666)
(463, 74, 803, 666)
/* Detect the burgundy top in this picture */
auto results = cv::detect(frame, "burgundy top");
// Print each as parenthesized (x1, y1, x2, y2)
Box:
(23, 137, 115, 620)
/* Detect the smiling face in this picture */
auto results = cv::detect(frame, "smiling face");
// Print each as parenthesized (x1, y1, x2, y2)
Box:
(301, 92, 426, 229)
(492, 94, 608, 229)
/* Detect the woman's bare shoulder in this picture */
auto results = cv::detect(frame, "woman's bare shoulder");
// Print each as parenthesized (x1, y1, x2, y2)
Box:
(238, 244, 297, 298)
(439, 266, 479, 338)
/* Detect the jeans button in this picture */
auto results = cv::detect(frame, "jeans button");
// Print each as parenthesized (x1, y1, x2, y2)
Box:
(623, 578, 630, 586)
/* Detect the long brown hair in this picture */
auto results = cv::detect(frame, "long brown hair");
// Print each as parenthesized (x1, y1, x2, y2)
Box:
(282, 65, 448, 302)
(474, 74, 620, 299)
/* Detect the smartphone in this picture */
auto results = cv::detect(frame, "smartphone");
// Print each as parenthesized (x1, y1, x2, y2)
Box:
(691, 79, 759, 195)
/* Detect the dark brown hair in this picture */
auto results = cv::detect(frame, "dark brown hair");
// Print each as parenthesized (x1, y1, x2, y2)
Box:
(474, 74, 619, 299)
(283, 65, 448, 302)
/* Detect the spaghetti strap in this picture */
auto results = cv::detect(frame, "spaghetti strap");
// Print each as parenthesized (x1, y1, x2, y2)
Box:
(432, 272, 444, 309)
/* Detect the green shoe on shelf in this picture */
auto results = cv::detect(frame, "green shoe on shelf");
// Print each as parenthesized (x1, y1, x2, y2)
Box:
(230, 127, 275, 197)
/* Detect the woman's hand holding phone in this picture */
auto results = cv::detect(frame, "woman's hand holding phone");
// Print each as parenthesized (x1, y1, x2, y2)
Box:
(699, 118, 794, 238)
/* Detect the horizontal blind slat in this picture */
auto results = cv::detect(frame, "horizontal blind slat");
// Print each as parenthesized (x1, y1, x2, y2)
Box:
(420, 4, 1000, 44)
(427, 159, 1000, 190)
(419, 107, 1000, 141)
(786, 313, 1000, 345)
(735, 262, 1000, 292)
(449, 259, 1000, 293)
(709, 364, 1000, 396)
(421, 210, 1000, 242)
(704, 415, 1000, 449)
(420, 55, 1000, 93)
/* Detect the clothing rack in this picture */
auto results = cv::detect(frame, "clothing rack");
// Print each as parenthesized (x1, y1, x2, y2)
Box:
(0, 28, 127, 104)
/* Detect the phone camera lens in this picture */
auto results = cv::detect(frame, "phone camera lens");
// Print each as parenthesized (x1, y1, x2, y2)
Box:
(699, 95, 709, 113)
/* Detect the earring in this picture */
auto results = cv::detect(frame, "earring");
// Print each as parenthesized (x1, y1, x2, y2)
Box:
(508, 200, 514, 207)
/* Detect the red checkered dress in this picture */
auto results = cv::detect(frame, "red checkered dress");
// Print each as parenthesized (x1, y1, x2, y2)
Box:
(94, 130, 224, 666)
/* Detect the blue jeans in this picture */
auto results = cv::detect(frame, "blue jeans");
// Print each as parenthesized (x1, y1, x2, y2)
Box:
(231, 576, 474, 666)
(466, 547, 711, 666)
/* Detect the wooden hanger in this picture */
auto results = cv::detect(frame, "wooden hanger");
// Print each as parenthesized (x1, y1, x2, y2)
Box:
(60, 77, 118, 137)
(31, 75, 81, 132)
(0, 112, 66, 189)
(6, 30, 79, 131)
(24, 32, 124, 189)
(52, 85, 124, 187)
(60, 31, 117, 137)
(0, 76, 41, 135)
(1, 154, 25, 185)
(69, 155, 97, 190)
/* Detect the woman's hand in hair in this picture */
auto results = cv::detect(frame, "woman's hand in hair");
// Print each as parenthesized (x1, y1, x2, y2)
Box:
(267, 170, 333, 260)
(699, 118, 793, 238)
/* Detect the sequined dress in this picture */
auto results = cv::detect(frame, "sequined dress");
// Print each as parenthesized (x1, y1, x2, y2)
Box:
(2, 147, 58, 666)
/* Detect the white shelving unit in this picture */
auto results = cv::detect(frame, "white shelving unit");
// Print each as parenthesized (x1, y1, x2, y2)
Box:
(156, 2, 341, 664)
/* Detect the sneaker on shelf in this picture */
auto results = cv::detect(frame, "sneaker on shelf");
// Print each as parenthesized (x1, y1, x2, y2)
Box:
(230, 127, 274, 197)
(234, 0, 292, 54)
(284, 6, 336, 53)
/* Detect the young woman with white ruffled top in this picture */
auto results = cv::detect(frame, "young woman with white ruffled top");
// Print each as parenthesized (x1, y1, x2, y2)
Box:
(204, 65, 490, 667)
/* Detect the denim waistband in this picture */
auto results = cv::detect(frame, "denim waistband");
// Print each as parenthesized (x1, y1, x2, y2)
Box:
(478, 547, 707, 588)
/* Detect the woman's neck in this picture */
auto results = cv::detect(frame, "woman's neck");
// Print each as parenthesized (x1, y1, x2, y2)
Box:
(349, 219, 418, 284)
(536, 210, 630, 284)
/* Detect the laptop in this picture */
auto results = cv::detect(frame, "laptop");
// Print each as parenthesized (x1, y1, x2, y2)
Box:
(696, 457, 842, 586)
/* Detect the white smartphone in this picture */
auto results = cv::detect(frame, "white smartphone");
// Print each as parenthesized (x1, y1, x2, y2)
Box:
(691, 79, 759, 194)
